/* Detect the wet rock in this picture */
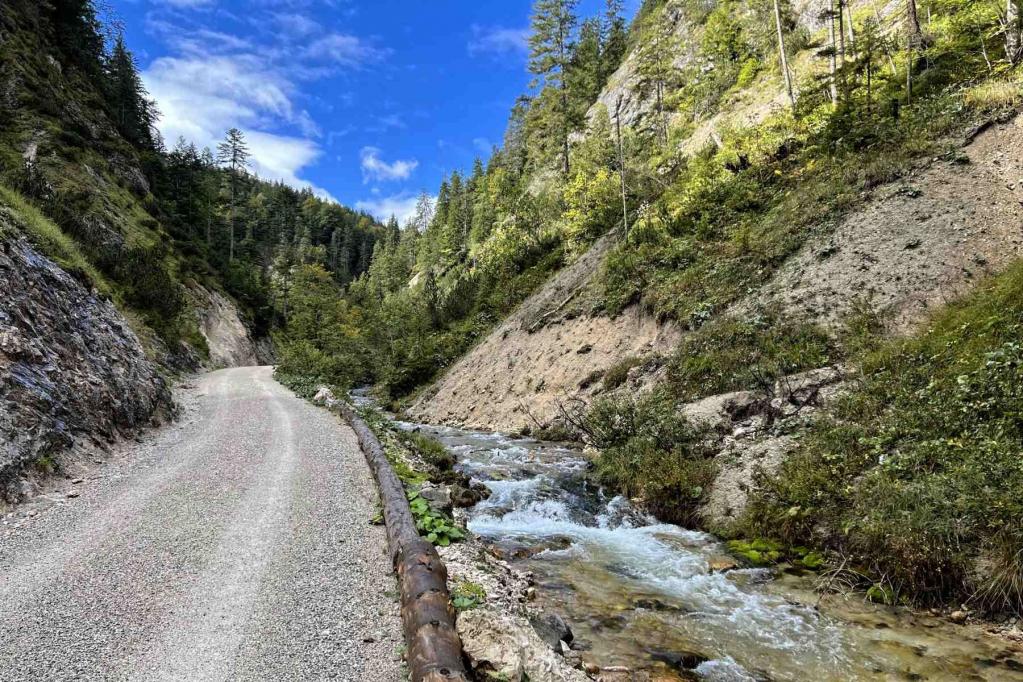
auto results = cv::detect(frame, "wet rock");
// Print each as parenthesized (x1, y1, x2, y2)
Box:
(649, 649, 710, 672)
(457, 607, 589, 681)
(950, 610, 969, 624)
(529, 611, 573, 650)
(451, 481, 489, 508)
(708, 556, 739, 572)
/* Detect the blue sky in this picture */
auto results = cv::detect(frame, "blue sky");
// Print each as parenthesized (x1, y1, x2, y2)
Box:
(109, 0, 641, 223)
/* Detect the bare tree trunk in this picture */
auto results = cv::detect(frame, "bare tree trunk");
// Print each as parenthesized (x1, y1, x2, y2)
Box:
(829, 0, 839, 104)
(906, 0, 922, 44)
(615, 96, 629, 242)
(906, 0, 922, 104)
(1007, 0, 1021, 64)
(774, 0, 796, 108)
(845, 1, 856, 57)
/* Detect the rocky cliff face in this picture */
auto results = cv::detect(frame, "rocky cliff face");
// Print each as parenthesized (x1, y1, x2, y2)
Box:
(188, 284, 273, 370)
(0, 219, 173, 500)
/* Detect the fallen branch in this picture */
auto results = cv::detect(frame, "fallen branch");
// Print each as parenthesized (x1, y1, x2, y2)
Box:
(335, 401, 468, 682)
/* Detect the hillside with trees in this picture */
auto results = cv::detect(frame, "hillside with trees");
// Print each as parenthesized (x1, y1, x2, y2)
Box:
(274, 0, 1023, 617)
(0, 0, 385, 365)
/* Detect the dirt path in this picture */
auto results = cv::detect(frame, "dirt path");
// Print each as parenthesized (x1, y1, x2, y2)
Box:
(0, 366, 402, 681)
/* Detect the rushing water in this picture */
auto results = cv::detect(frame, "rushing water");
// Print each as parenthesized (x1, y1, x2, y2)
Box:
(391, 419, 1023, 681)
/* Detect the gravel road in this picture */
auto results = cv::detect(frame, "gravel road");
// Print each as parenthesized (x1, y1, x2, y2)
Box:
(0, 366, 404, 681)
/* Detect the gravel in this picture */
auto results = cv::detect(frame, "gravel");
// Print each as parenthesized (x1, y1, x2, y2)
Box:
(0, 366, 403, 681)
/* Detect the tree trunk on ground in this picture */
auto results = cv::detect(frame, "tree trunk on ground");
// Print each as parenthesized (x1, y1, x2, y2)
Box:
(774, 0, 795, 108)
(337, 403, 469, 682)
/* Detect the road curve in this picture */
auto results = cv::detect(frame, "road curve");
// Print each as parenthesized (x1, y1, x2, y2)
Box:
(0, 366, 403, 681)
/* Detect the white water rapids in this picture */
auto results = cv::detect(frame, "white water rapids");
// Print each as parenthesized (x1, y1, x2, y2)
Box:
(389, 420, 1023, 681)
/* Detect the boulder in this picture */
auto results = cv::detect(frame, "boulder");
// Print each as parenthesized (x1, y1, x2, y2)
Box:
(418, 482, 453, 513)
(457, 607, 590, 682)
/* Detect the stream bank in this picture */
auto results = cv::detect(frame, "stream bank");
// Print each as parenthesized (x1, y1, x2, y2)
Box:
(396, 418, 1023, 681)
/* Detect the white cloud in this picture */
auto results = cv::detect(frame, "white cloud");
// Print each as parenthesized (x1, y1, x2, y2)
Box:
(468, 25, 530, 58)
(144, 55, 329, 196)
(356, 192, 430, 226)
(359, 147, 418, 183)
(304, 33, 386, 67)
(473, 137, 493, 154)
(141, 10, 387, 201)
(272, 12, 321, 38)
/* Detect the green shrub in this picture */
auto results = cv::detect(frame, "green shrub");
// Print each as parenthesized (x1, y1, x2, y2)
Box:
(587, 391, 714, 525)
(450, 580, 486, 611)
(665, 309, 834, 401)
(602, 355, 647, 390)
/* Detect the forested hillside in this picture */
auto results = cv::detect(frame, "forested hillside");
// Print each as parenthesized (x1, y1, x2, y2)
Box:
(0, 0, 385, 366)
(276, 0, 1023, 615)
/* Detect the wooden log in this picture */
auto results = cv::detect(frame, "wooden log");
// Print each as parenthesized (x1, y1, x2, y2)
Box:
(335, 402, 469, 682)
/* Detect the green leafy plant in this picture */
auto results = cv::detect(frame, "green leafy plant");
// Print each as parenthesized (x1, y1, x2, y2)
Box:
(450, 579, 486, 611)
(407, 491, 466, 547)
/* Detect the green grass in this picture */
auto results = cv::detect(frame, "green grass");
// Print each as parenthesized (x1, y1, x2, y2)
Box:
(744, 262, 1023, 612)
(601, 355, 647, 390)
(0, 182, 110, 295)
(665, 308, 835, 401)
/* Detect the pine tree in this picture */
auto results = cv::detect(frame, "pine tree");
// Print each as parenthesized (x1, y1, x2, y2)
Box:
(49, 0, 105, 77)
(601, 0, 628, 83)
(568, 18, 603, 127)
(635, 12, 677, 144)
(529, 0, 579, 176)
(106, 34, 157, 149)
(217, 128, 251, 262)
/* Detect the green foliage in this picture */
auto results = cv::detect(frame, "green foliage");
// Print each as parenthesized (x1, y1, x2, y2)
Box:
(407, 491, 466, 547)
(601, 355, 646, 390)
(727, 538, 784, 566)
(586, 390, 714, 525)
(745, 262, 1023, 611)
(0, 183, 108, 293)
(665, 308, 835, 401)
(450, 579, 487, 611)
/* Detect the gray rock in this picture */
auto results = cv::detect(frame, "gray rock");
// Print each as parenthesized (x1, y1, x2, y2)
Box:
(0, 227, 173, 500)
(529, 611, 573, 650)
(457, 607, 589, 682)
(418, 482, 453, 513)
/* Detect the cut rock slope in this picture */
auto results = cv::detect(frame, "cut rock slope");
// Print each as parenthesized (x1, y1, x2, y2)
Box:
(0, 224, 172, 500)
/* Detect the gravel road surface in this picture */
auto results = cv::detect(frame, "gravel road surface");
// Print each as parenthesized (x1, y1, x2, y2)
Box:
(0, 366, 403, 681)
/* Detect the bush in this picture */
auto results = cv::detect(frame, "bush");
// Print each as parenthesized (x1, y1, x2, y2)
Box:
(587, 391, 714, 526)
(602, 355, 647, 390)
(665, 309, 834, 401)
